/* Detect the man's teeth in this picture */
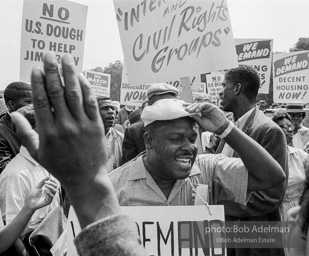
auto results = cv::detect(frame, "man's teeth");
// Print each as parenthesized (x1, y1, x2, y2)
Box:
(176, 158, 190, 165)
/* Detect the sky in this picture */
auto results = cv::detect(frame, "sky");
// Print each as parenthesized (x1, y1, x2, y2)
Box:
(0, 0, 308, 90)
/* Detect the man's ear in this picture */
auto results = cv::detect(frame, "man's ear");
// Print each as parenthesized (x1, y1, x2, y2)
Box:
(143, 131, 153, 149)
(234, 83, 242, 95)
(6, 100, 15, 112)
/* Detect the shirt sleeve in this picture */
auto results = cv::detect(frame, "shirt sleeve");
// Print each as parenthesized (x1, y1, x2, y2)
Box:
(74, 215, 146, 256)
(5, 172, 30, 225)
(197, 154, 249, 205)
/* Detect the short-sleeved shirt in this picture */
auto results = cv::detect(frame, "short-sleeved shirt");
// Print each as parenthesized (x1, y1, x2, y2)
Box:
(109, 153, 248, 206)
(0, 146, 60, 238)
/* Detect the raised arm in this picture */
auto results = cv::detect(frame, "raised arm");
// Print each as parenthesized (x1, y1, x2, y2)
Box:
(11, 52, 145, 256)
(186, 103, 285, 191)
(0, 178, 57, 253)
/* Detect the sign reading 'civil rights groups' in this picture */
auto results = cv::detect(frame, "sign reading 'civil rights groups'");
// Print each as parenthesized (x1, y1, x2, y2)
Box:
(273, 51, 309, 103)
(235, 39, 273, 94)
(20, 0, 88, 82)
(85, 70, 111, 97)
(114, 0, 238, 86)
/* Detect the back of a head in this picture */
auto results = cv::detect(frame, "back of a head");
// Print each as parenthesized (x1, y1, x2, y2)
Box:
(4, 82, 31, 111)
(225, 65, 260, 102)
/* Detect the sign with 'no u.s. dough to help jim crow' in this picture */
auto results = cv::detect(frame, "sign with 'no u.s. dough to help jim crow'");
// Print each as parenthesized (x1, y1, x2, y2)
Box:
(20, 0, 88, 82)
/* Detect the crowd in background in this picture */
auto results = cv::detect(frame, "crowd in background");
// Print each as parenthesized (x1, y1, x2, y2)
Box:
(0, 55, 308, 256)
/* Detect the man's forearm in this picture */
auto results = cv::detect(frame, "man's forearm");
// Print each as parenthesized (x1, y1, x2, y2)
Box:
(223, 126, 285, 190)
(65, 177, 121, 229)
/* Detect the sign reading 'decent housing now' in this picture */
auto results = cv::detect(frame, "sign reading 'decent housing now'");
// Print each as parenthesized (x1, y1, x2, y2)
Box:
(273, 51, 309, 103)
(235, 39, 273, 94)
(20, 0, 88, 82)
(114, 0, 238, 86)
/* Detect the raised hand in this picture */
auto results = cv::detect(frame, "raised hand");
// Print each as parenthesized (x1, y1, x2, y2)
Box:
(11, 52, 121, 228)
(25, 178, 58, 210)
(185, 102, 229, 134)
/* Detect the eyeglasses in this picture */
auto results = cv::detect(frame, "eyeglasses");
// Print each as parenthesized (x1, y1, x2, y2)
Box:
(279, 124, 294, 130)
(289, 113, 303, 118)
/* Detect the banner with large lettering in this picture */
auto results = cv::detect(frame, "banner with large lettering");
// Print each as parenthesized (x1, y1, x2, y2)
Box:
(67, 205, 226, 256)
(235, 39, 273, 94)
(273, 51, 309, 103)
(85, 70, 111, 97)
(114, 0, 238, 86)
(20, 0, 88, 82)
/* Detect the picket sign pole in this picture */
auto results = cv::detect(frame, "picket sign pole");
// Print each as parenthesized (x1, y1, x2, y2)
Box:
(180, 77, 203, 154)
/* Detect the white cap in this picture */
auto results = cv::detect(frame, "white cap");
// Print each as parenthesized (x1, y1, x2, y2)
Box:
(141, 98, 196, 127)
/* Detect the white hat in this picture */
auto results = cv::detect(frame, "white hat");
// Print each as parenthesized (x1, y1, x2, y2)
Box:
(141, 98, 196, 127)
(286, 101, 309, 113)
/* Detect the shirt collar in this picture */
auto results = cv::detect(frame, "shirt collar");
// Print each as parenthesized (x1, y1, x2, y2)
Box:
(127, 154, 147, 181)
(288, 145, 298, 155)
(19, 146, 40, 166)
(236, 107, 255, 129)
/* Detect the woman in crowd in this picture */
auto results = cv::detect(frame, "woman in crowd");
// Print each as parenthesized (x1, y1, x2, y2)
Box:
(272, 110, 309, 221)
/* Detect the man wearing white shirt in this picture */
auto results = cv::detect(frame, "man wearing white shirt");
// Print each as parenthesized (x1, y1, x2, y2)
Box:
(0, 146, 60, 239)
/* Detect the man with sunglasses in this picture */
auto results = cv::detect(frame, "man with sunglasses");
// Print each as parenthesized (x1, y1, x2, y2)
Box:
(286, 101, 309, 150)
(97, 96, 124, 172)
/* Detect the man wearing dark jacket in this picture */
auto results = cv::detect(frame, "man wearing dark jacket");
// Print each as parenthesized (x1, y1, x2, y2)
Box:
(0, 82, 33, 173)
(217, 65, 288, 256)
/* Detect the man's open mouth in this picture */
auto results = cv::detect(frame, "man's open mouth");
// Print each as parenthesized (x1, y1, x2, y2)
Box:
(175, 158, 191, 166)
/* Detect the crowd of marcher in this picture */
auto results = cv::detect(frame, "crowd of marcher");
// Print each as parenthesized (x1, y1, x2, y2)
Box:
(0, 52, 308, 256)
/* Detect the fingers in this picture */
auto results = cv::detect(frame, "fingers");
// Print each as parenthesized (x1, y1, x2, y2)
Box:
(44, 179, 58, 190)
(43, 52, 71, 120)
(79, 73, 102, 122)
(44, 183, 57, 196)
(62, 55, 84, 119)
(190, 114, 202, 127)
(36, 177, 50, 189)
(44, 189, 54, 199)
(11, 112, 39, 160)
(31, 66, 54, 130)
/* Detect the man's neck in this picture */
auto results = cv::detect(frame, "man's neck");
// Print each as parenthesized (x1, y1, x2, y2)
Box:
(143, 156, 175, 199)
(233, 101, 256, 121)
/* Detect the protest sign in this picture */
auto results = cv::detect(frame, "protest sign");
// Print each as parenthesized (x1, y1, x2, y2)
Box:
(114, 0, 238, 86)
(206, 72, 225, 99)
(67, 205, 226, 256)
(235, 39, 273, 94)
(20, 0, 87, 82)
(273, 51, 309, 103)
(120, 62, 150, 106)
(85, 70, 111, 97)
(192, 82, 207, 100)
(180, 77, 194, 102)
